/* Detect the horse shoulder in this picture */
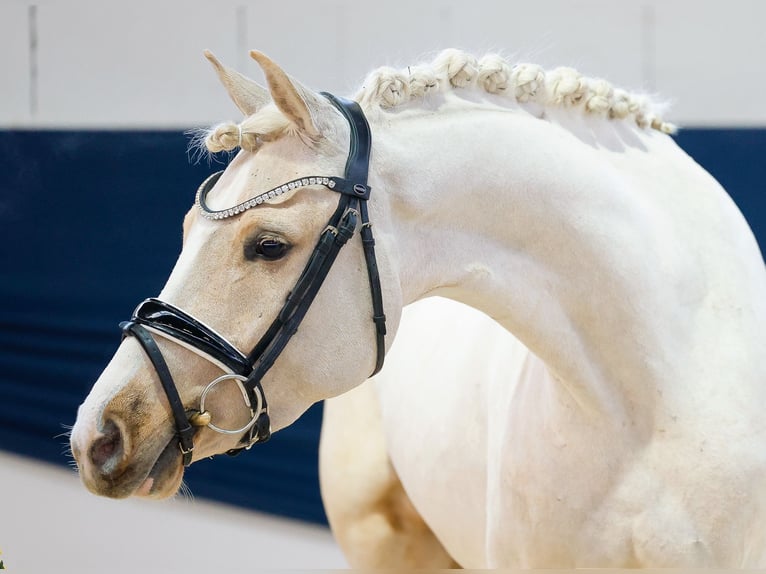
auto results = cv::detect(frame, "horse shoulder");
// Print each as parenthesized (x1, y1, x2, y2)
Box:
(371, 297, 531, 567)
(320, 379, 460, 568)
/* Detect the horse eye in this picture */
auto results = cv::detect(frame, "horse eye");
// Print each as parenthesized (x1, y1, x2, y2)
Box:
(244, 236, 290, 261)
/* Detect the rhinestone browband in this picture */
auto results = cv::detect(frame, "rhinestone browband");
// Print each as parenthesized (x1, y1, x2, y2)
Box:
(195, 171, 344, 221)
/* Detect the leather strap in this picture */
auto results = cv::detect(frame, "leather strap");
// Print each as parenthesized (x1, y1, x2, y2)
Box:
(130, 298, 251, 375)
(321, 93, 372, 192)
(358, 199, 387, 375)
(323, 93, 386, 375)
(234, 94, 387, 453)
(245, 199, 357, 383)
(244, 95, 384, 379)
(121, 321, 195, 466)
(244, 198, 350, 364)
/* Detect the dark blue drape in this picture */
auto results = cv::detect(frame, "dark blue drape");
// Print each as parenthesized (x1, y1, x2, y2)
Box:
(0, 128, 764, 524)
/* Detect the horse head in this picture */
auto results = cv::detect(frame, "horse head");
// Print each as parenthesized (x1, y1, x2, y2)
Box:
(70, 51, 402, 499)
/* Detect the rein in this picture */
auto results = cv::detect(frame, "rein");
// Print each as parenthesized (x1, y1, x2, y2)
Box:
(120, 94, 386, 466)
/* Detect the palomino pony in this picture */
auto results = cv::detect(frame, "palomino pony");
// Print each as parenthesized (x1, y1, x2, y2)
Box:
(70, 48, 766, 568)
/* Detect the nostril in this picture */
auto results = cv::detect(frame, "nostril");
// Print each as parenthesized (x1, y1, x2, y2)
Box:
(89, 418, 123, 472)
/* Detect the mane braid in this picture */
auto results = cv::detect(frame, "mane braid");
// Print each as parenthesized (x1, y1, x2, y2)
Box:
(352, 49, 675, 133)
(202, 49, 675, 155)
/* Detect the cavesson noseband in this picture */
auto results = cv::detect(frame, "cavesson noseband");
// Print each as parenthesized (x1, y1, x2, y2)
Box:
(120, 94, 386, 466)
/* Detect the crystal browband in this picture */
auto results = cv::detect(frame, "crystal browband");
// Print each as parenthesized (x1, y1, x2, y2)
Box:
(195, 171, 354, 221)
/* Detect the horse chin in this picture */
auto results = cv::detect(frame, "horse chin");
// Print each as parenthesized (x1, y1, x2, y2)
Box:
(133, 438, 185, 499)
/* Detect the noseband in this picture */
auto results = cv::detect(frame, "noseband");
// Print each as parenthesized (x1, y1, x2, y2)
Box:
(120, 94, 386, 466)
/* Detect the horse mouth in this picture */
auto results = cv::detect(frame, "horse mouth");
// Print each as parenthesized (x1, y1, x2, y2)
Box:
(134, 437, 185, 499)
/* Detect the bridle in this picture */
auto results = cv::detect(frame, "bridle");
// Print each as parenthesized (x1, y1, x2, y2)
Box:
(119, 93, 386, 466)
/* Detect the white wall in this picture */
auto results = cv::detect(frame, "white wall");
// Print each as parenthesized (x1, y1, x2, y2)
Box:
(1, 0, 765, 128)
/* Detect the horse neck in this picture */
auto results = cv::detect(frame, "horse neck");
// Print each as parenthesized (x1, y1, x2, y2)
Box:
(374, 101, 766, 426)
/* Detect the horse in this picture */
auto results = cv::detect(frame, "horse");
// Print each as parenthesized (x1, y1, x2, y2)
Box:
(69, 48, 766, 567)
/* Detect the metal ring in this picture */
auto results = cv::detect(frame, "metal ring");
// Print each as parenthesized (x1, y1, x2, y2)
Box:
(198, 374, 262, 435)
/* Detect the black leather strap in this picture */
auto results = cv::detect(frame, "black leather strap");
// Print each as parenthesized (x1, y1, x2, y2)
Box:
(358, 199, 387, 375)
(232, 94, 387, 455)
(323, 93, 386, 375)
(121, 321, 195, 466)
(244, 94, 385, 378)
(245, 198, 350, 364)
(321, 93, 373, 192)
(244, 198, 357, 384)
(131, 298, 251, 375)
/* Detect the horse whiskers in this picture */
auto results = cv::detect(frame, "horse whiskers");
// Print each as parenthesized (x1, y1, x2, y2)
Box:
(176, 480, 195, 503)
(54, 425, 73, 441)
(58, 424, 78, 467)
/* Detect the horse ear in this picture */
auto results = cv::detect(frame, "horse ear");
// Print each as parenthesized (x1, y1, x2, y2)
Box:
(204, 50, 270, 117)
(249, 50, 333, 139)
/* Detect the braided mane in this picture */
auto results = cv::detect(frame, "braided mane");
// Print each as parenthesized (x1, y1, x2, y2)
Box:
(204, 49, 675, 154)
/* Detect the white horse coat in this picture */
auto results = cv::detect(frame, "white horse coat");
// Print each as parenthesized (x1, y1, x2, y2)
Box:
(70, 50, 766, 568)
(366, 103, 763, 567)
(325, 287, 766, 567)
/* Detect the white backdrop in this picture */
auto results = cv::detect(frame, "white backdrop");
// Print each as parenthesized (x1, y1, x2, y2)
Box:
(1, 0, 765, 128)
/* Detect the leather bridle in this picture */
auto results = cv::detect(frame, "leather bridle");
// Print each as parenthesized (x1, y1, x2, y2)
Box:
(120, 94, 386, 466)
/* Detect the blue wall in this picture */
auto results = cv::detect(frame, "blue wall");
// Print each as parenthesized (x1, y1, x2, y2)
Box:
(0, 131, 327, 523)
(0, 129, 764, 524)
